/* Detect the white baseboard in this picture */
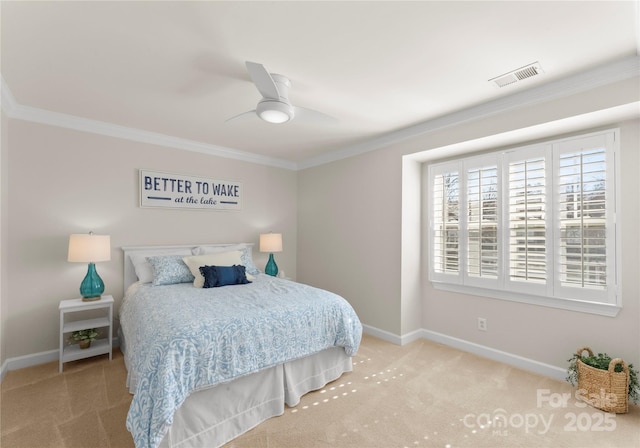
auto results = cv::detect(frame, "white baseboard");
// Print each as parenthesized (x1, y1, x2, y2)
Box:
(362, 325, 566, 382)
(0, 349, 58, 381)
(420, 329, 567, 382)
(361, 324, 425, 346)
(399, 328, 425, 345)
(2, 329, 566, 385)
(362, 324, 403, 345)
(0, 338, 120, 382)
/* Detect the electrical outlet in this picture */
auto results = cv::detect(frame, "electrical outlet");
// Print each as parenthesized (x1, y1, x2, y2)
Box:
(477, 317, 487, 331)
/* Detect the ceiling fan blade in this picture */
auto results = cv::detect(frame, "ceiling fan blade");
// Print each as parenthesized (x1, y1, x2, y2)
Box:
(246, 61, 280, 100)
(225, 110, 257, 123)
(294, 106, 338, 125)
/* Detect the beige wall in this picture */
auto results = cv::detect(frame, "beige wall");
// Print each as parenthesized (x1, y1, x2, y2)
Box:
(2, 120, 297, 362)
(297, 148, 403, 334)
(297, 77, 640, 369)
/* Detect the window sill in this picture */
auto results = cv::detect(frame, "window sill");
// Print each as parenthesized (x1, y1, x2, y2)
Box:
(430, 282, 621, 317)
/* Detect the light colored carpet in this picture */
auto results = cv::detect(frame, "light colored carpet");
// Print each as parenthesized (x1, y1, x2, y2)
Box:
(230, 334, 640, 448)
(2, 334, 639, 447)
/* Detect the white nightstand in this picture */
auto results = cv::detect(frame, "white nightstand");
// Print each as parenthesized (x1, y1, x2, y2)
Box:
(59, 295, 113, 373)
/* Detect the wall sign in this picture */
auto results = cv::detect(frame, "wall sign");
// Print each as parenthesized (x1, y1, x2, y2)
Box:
(139, 169, 242, 211)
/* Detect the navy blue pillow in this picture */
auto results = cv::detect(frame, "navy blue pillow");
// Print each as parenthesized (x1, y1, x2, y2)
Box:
(199, 265, 251, 288)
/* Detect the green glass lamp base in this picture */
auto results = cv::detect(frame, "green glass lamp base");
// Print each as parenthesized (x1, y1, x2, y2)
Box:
(265, 253, 279, 277)
(80, 262, 105, 301)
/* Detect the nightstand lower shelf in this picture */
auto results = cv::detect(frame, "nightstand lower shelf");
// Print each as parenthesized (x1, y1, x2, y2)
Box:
(62, 339, 111, 363)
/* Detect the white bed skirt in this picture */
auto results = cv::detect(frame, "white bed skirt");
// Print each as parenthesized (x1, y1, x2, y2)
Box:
(158, 347, 352, 448)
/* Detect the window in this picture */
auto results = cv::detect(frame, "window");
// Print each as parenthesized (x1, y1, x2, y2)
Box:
(432, 167, 459, 277)
(427, 130, 619, 315)
(468, 164, 498, 276)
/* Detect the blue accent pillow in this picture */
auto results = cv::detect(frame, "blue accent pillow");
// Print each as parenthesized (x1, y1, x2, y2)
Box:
(199, 265, 251, 288)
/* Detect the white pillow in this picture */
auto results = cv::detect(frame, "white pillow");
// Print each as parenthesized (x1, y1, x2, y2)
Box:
(191, 244, 245, 255)
(130, 249, 192, 283)
(183, 251, 244, 288)
(192, 244, 260, 275)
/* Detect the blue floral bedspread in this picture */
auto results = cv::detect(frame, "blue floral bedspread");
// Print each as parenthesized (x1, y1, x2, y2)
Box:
(119, 274, 362, 448)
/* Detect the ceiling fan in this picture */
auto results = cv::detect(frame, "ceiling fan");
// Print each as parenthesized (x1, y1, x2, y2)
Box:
(226, 61, 336, 125)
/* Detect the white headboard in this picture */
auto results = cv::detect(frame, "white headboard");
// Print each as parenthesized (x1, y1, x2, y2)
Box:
(122, 243, 254, 294)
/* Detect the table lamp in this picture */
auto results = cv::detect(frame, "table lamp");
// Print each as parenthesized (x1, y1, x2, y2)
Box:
(68, 232, 111, 301)
(260, 233, 282, 277)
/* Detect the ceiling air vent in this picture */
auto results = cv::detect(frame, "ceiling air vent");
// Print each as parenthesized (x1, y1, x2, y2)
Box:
(490, 62, 543, 88)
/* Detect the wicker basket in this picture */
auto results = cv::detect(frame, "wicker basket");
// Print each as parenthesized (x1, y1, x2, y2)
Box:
(576, 347, 629, 414)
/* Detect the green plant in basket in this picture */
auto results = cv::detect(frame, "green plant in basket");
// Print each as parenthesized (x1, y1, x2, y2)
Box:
(71, 328, 98, 343)
(567, 351, 639, 404)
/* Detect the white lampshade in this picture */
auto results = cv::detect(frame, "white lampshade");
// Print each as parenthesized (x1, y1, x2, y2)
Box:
(260, 233, 283, 253)
(68, 233, 111, 263)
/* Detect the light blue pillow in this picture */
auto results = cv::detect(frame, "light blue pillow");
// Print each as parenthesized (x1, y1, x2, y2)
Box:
(239, 247, 260, 276)
(147, 255, 195, 286)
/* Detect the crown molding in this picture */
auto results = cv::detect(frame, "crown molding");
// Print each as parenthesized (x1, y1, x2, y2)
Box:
(406, 102, 639, 164)
(0, 79, 297, 171)
(298, 55, 640, 169)
(2, 56, 638, 171)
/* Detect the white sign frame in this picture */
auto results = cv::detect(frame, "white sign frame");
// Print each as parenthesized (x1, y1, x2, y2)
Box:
(139, 169, 242, 211)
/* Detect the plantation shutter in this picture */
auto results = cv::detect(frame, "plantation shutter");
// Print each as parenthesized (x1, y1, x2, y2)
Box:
(466, 160, 499, 283)
(503, 144, 551, 296)
(554, 132, 616, 302)
(431, 165, 460, 280)
(508, 157, 546, 282)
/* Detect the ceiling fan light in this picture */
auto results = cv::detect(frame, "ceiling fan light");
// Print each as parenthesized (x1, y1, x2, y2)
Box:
(260, 109, 290, 124)
(256, 101, 294, 124)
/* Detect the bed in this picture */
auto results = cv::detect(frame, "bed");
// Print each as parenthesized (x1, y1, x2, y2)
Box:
(119, 243, 362, 448)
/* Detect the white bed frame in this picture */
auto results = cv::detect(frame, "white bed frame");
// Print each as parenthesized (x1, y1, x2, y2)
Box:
(122, 244, 353, 448)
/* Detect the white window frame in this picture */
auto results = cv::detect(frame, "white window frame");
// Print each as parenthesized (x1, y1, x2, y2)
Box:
(426, 129, 621, 316)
